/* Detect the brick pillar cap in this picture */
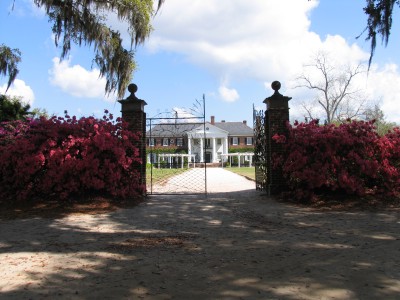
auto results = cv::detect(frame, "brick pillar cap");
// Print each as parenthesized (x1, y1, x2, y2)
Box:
(118, 83, 147, 105)
(263, 80, 291, 107)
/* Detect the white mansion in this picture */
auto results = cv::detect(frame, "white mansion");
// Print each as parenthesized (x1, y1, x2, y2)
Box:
(147, 116, 254, 165)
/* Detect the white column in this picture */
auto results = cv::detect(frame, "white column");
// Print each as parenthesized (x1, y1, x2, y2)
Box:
(238, 154, 241, 168)
(200, 138, 204, 162)
(212, 138, 216, 163)
(188, 137, 192, 155)
(224, 138, 229, 161)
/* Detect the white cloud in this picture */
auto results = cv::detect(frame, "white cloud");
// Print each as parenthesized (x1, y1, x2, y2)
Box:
(0, 79, 35, 105)
(172, 107, 198, 118)
(218, 85, 239, 102)
(151, 6, 367, 82)
(173, 107, 203, 122)
(364, 64, 400, 124)
(49, 57, 117, 101)
(143, 0, 400, 123)
(151, 107, 202, 123)
(149, 0, 327, 81)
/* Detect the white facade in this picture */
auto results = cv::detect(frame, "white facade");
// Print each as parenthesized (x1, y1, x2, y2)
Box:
(186, 123, 229, 163)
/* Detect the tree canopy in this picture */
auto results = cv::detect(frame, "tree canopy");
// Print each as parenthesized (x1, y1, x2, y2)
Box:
(0, 94, 30, 122)
(36, 0, 164, 98)
(2, 0, 164, 98)
(0, 44, 21, 92)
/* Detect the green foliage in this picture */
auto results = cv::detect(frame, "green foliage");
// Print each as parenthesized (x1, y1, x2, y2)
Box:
(364, 104, 397, 135)
(147, 148, 188, 155)
(375, 121, 398, 136)
(147, 148, 190, 167)
(0, 44, 21, 91)
(0, 94, 30, 122)
(227, 167, 255, 181)
(228, 147, 254, 153)
(31, 0, 164, 97)
(227, 147, 254, 166)
(30, 108, 50, 120)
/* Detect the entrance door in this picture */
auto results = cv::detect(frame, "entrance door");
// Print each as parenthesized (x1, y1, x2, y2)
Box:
(205, 152, 212, 163)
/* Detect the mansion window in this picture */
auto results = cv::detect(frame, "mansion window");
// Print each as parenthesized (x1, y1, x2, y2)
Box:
(217, 138, 222, 145)
(163, 138, 169, 146)
(232, 137, 238, 145)
(177, 138, 183, 147)
(246, 137, 253, 145)
(149, 138, 155, 147)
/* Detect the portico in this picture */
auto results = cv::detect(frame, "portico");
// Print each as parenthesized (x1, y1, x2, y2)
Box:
(187, 124, 229, 163)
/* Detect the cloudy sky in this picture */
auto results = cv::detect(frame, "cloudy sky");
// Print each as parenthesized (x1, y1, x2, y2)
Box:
(1, 0, 400, 124)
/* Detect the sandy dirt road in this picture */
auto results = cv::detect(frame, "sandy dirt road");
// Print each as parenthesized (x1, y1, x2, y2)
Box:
(1, 168, 400, 299)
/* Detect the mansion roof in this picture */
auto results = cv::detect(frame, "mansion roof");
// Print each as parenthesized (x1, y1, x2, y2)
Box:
(147, 121, 253, 138)
(213, 122, 253, 136)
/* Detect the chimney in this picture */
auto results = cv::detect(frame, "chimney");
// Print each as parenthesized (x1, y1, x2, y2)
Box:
(243, 120, 247, 125)
(211, 116, 215, 125)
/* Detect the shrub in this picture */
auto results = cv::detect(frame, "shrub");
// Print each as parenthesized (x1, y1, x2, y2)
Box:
(0, 111, 143, 203)
(273, 120, 400, 201)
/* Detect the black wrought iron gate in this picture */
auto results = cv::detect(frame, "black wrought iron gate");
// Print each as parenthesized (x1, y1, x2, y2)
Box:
(146, 98, 207, 195)
(253, 108, 268, 191)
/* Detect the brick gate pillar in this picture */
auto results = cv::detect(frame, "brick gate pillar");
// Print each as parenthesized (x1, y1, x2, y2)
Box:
(264, 81, 291, 195)
(118, 83, 147, 190)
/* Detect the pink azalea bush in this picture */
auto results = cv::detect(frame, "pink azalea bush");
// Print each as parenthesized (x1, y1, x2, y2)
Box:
(0, 111, 143, 202)
(273, 120, 400, 201)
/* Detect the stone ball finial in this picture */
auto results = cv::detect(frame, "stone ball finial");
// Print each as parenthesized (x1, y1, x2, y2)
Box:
(128, 83, 138, 94)
(126, 83, 139, 101)
(271, 81, 281, 91)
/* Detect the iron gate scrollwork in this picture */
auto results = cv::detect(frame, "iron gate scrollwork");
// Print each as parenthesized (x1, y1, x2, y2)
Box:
(253, 108, 268, 191)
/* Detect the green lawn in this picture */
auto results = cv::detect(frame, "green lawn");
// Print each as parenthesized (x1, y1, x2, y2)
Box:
(225, 167, 255, 181)
(146, 167, 189, 184)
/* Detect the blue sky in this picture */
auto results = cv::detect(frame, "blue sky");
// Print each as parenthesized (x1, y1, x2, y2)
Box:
(1, 0, 400, 124)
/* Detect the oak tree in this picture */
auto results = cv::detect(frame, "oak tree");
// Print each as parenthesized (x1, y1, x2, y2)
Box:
(3, 0, 164, 98)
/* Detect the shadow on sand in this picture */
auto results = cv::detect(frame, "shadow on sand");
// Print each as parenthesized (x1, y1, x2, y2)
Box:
(1, 189, 399, 299)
